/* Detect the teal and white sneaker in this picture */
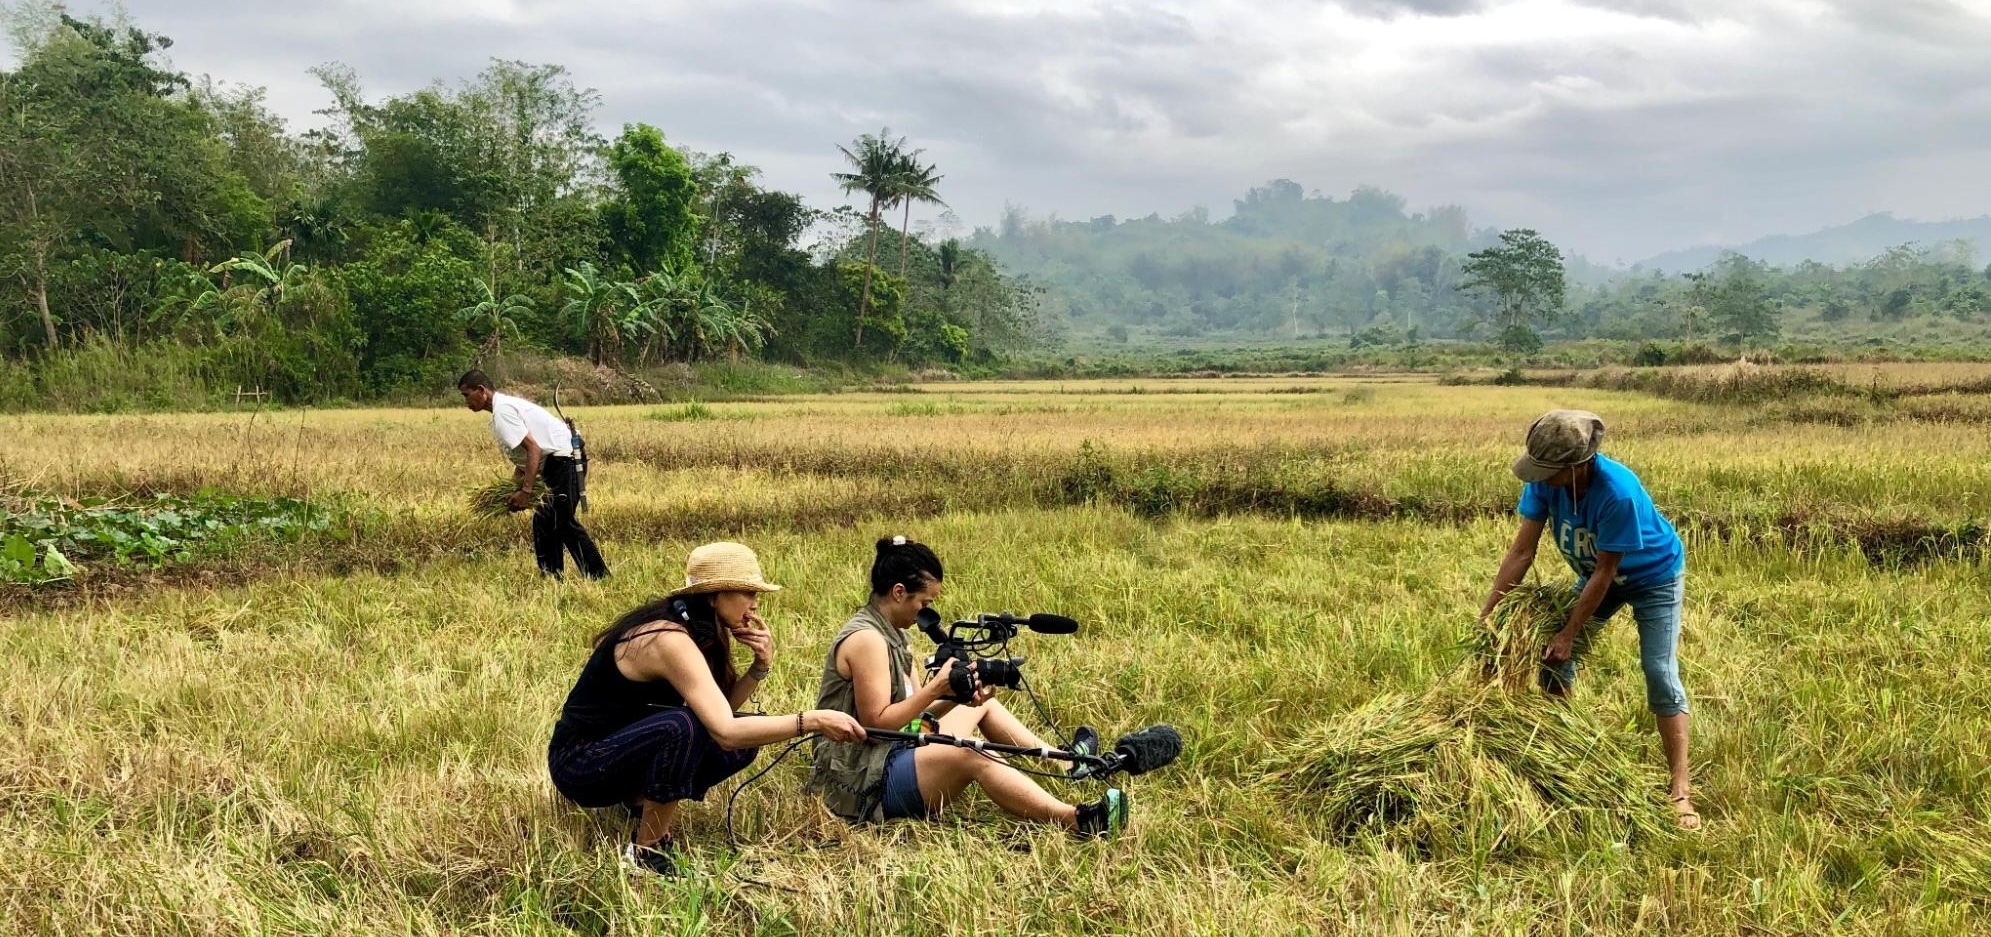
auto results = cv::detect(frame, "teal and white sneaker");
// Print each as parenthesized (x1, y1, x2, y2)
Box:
(1075, 788, 1129, 839)
(1067, 725, 1101, 779)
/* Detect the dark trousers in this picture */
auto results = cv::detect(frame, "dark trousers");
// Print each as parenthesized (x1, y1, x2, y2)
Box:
(549, 707, 759, 808)
(534, 456, 608, 579)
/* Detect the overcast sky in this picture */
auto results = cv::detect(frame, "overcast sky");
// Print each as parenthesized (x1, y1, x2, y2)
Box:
(63, 0, 1991, 263)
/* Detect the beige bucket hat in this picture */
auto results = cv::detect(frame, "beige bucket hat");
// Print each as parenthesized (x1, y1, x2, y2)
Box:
(1512, 409, 1606, 483)
(668, 541, 783, 597)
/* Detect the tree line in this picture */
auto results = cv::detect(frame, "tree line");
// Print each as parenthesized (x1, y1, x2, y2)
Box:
(0, 5, 1040, 404)
(981, 179, 1991, 352)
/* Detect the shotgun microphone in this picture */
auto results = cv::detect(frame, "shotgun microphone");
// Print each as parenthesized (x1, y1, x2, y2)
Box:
(1104, 724, 1183, 777)
(990, 612, 1079, 635)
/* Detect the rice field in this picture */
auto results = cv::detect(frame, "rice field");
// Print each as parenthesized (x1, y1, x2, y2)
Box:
(5, 372, 1991, 935)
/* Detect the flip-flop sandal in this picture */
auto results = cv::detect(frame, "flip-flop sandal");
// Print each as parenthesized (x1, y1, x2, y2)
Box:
(1671, 795, 1702, 831)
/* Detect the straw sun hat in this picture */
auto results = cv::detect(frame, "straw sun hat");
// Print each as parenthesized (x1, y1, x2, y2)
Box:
(668, 541, 783, 597)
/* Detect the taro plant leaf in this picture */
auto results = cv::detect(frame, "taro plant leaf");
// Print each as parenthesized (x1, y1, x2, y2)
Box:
(2, 534, 34, 568)
(41, 546, 76, 578)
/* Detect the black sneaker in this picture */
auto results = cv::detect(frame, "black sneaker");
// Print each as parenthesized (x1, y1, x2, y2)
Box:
(1066, 725, 1101, 780)
(1074, 788, 1129, 839)
(621, 838, 679, 878)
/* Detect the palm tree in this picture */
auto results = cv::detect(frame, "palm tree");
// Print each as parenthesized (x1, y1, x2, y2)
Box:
(282, 196, 351, 263)
(937, 238, 965, 291)
(405, 209, 452, 245)
(890, 152, 945, 282)
(831, 128, 906, 348)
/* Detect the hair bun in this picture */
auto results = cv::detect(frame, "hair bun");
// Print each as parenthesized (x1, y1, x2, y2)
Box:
(877, 535, 910, 553)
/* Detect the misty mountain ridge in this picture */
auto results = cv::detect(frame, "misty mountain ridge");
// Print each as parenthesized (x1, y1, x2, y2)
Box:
(1633, 212, 1991, 273)
(975, 181, 1991, 342)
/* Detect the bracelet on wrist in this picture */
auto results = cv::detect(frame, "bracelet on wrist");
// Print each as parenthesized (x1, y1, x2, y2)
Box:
(796, 712, 805, 737)
(746, 665, 772, 682)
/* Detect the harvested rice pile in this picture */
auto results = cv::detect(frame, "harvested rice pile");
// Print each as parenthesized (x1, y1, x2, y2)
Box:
(467, 477, 548, 518)
(1262, 584, 1676, 857)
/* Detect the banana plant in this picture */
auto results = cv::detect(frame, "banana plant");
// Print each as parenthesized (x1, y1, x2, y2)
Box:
(562, 261, 637, 365)
(146, 261, 230, 341)
(714, 295, 771, 363)
(457, 279, 535, 363)
(628, 270, 687, 363)
(686, 286, 767, 363)
(205, 240, 313, 332)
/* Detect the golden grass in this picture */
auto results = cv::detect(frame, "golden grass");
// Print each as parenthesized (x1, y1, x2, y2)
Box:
(1262, 586, 1674, 858)
(5, 371, 1991, 933)
(8, 381, 1991, 526)
(467, 477, 547, 518)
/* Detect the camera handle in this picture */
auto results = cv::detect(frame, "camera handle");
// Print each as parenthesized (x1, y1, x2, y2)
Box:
(861, 728, 1114, 775)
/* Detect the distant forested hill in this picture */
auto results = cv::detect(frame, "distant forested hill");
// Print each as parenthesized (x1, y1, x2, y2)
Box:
(1638, 213, 1991, 273)
(974, 182, 1991, 348)
(971, 180, 1494, 342)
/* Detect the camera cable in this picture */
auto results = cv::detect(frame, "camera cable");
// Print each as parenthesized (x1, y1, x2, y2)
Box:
(716, 729, 816, 895)
(723, 727, 814, 850)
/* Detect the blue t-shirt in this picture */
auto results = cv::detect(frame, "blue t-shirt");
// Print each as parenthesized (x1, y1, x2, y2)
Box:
(1517, 454, 1683, 587)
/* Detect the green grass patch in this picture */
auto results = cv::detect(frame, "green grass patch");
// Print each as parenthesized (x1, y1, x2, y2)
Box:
(0, 489, 331, 584)
(647, 401, 741, 423)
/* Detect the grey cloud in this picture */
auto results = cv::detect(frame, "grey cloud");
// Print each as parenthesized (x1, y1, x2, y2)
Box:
(1563, 0, 1704, 22)
(1835, 0, 1990, 45)
(1334, 0, 1486, 18)
(87, 0, 1991, 261)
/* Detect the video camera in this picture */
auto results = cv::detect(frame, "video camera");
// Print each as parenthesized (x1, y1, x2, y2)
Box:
(855, 606, 1184, 785)
(917, 607, 1078, 703)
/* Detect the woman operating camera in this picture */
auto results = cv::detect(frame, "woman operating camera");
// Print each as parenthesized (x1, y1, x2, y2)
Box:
(806, 536, 1127, 836)
(548, 542, 866, 877)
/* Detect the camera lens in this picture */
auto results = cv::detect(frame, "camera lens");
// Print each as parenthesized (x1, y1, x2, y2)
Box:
(976, 657, 1025, 689)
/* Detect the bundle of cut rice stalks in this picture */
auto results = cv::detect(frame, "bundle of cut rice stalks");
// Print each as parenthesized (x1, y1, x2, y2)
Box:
(467, 477, 547, 519)
(1261, 584, 1677, 858)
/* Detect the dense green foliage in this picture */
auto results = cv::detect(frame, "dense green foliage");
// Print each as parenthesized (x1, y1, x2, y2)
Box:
(0, 5, 1039, 407)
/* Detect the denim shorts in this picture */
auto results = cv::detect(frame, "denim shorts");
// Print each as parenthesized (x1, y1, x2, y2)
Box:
(1546, 573, 1690, 716)
(879, 743, 932, 820)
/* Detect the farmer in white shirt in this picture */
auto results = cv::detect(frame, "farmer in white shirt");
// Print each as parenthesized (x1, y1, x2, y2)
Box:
(457, 370, 609, 580)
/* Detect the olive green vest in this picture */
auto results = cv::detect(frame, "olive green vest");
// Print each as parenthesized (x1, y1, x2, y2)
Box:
(806, 604, 915, 822)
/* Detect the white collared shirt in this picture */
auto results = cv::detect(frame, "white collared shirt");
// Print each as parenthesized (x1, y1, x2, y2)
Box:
(490, 392, 575, 467)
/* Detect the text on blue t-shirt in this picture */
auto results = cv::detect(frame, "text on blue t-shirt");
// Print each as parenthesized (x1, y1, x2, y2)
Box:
(1517, 454, 1684, 587)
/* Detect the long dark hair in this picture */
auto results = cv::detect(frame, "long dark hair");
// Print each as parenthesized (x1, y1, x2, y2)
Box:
(593, 593, 737, 693)
(871, 537, 943, 597)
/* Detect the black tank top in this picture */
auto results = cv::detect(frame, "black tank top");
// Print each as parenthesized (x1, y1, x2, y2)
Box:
(550, 628, 692, 752)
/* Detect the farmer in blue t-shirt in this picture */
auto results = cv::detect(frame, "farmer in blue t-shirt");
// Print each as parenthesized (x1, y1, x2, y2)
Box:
(1478, 409, 1699, 830)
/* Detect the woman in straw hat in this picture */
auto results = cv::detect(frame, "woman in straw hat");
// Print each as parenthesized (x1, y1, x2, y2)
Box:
(806, 536, 1128, 837)
(1479, 409, 1699, 830)
(548, 541, 866, 877)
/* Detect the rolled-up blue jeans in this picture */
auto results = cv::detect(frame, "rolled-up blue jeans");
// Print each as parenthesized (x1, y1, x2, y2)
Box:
(1545, 573, 1688, 716)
